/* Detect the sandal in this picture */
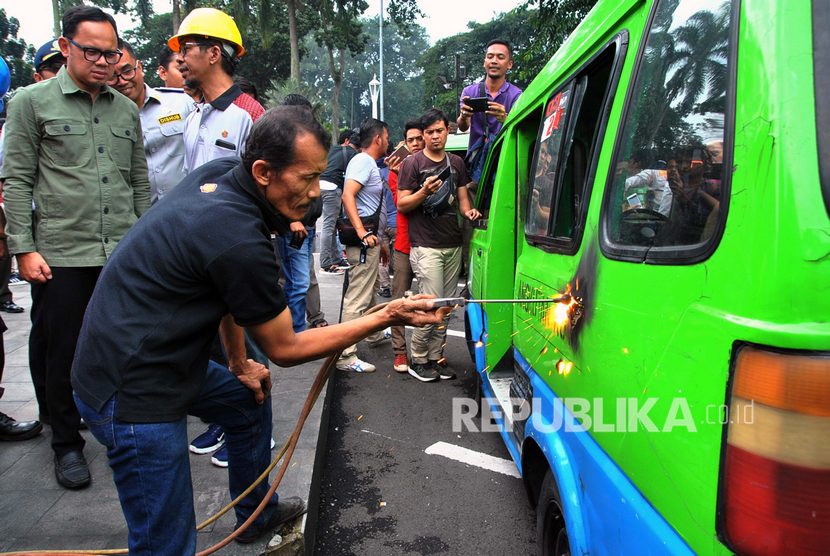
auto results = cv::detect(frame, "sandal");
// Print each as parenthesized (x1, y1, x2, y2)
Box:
(311, 319, 329, 328)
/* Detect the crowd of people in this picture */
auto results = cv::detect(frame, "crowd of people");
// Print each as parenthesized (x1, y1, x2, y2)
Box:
(0, 4, 522, 551)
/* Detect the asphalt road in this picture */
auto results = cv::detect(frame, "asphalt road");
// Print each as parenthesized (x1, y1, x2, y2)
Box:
(313, 308, 537, 555)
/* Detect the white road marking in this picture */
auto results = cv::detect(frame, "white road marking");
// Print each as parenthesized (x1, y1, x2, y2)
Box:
(405, 326, 465, 338)
(424, 441, 521, 478)
(361, 429, 407, 444)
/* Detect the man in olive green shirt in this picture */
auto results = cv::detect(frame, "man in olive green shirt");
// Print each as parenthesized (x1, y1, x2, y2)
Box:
(2, 5, 150, 489)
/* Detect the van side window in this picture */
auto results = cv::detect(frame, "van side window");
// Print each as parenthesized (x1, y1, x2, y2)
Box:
(602, 0, 734, 260)
(527, 84, 573, 238)
(526, 41, 619, 251)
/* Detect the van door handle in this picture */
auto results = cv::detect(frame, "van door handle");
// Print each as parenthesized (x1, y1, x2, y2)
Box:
(477, 248, 482, 257)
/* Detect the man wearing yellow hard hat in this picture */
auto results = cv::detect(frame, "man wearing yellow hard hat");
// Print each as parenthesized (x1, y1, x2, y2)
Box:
(169, 6, 269, 470)
(168, 7, 264, 173)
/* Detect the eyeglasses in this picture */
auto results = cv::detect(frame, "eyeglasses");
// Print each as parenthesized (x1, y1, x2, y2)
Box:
(36, 61, 66, 75)
(179, 41, 211, 56)
(67, 38, 122, 64)
(107, 64, 139, 84)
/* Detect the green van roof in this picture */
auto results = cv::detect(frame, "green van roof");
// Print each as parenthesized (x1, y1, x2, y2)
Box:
(446, 132, 470, 153)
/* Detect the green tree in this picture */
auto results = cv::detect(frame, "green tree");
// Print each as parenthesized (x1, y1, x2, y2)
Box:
(307, 0, 369, 144)
(49, 0, 134, 39)
(341, 16, 429, 142)
(516, 0, 597, 84)
(293, 16, 428, 143)
(0, 8, 35, 92)
(123, 12, 177, 88)
(123, 1, 312, 97)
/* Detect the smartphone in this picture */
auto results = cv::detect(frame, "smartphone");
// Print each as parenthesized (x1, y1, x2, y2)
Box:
(388, 143, 410, 162)
(435, 165, 452, 183)
(289, 233, 304, 249)
(214, 138, 236, 151)
(464, 96, 490, 112)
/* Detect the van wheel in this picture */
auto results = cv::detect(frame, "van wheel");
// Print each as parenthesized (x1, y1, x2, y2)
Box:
(536, 470, 570, 556)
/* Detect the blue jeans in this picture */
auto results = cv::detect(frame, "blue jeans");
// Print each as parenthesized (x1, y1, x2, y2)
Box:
(276, 228, 314, 333)
(319, 188, 343, 268)
(74, 361, 278, 556)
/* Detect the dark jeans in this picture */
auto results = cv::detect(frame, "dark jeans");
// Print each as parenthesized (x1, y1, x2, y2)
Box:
(32, 266, 100, 455)
(74, 361, 279, 556)
(0, 240, 13, 304)
(275, 228, 315, 333)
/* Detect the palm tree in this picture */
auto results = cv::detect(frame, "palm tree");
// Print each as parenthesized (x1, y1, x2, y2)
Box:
(665, 2, 730, 116)
(630, 0, 730, 154)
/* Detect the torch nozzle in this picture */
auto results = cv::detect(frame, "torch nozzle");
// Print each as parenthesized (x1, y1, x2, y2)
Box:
(428, 295, 574, 308)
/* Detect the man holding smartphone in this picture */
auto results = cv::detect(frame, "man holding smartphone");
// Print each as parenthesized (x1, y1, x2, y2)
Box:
(457, 39, 523, 181)
(398, 109, 480, 383)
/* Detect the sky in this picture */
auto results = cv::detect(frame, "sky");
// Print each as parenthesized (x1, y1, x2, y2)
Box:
(3, 0, 525, 53)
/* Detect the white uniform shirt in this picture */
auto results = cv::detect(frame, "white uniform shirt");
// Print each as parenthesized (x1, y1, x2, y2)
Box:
(182, 84, 264, 173)
(140, 86, 195, 202)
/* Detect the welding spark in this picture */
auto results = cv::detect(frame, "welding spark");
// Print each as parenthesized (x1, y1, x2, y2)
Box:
(556, 360, 573, 376)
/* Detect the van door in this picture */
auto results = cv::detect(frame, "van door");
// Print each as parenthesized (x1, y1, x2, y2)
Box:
(467, 138, 512, 373)
(467, 108, 542, 374)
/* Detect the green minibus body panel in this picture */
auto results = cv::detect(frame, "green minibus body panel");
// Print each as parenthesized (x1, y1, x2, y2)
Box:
(469, 0, 829, 553)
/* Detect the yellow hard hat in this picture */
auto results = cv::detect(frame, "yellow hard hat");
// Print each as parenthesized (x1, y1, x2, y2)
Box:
(168, 8, 245, 58)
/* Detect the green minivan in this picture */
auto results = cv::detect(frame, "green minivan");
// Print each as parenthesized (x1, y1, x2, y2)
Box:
(465, 0, 829, 554)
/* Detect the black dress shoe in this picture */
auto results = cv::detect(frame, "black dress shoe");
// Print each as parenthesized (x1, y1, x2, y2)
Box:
(0, 301, 24, 313)
(54, 450, 91, 489)
(0, 411, 43, 441)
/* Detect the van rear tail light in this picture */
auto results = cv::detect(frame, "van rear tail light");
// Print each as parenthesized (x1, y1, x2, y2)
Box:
(721, 346, 830, 555)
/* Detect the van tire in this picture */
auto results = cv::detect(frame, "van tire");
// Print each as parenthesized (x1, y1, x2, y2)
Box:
(536, 470, 570, 556)
(473, 370, 482, 418)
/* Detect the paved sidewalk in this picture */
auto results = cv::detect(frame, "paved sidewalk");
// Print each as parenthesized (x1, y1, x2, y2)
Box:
(0, 257, 347, 555)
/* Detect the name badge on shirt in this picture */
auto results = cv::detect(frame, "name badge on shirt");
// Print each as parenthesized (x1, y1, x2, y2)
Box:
(158, 114, 182, 125)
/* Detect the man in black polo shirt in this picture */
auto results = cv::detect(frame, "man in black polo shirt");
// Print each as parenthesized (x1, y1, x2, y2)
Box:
(71, 106, 449, 554)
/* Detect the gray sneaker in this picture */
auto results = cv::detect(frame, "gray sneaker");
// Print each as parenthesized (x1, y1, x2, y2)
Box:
(408, 362, 439, 382)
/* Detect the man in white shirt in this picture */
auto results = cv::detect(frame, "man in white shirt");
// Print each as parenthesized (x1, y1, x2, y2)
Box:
(336, 118, 391, 373)
(110, 40, 195, 202)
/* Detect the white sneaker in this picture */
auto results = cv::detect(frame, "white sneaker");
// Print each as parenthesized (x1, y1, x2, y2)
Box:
(336, 358, 376, 373)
